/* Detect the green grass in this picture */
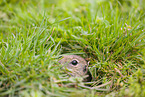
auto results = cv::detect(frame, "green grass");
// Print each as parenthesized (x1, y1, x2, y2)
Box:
(0, 0, 145, 96)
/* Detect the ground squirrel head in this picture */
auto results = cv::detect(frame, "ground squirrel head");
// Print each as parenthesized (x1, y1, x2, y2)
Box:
(59, 55, 92, 81)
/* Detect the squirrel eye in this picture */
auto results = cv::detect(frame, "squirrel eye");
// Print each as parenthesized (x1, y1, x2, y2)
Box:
(71, 60, 78, 65)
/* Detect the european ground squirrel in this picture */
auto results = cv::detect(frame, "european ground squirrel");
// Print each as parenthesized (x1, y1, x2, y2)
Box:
(59, 55, 92, 82)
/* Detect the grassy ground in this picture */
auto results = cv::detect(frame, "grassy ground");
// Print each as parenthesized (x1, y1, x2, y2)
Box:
(0, 0, 145, 96)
